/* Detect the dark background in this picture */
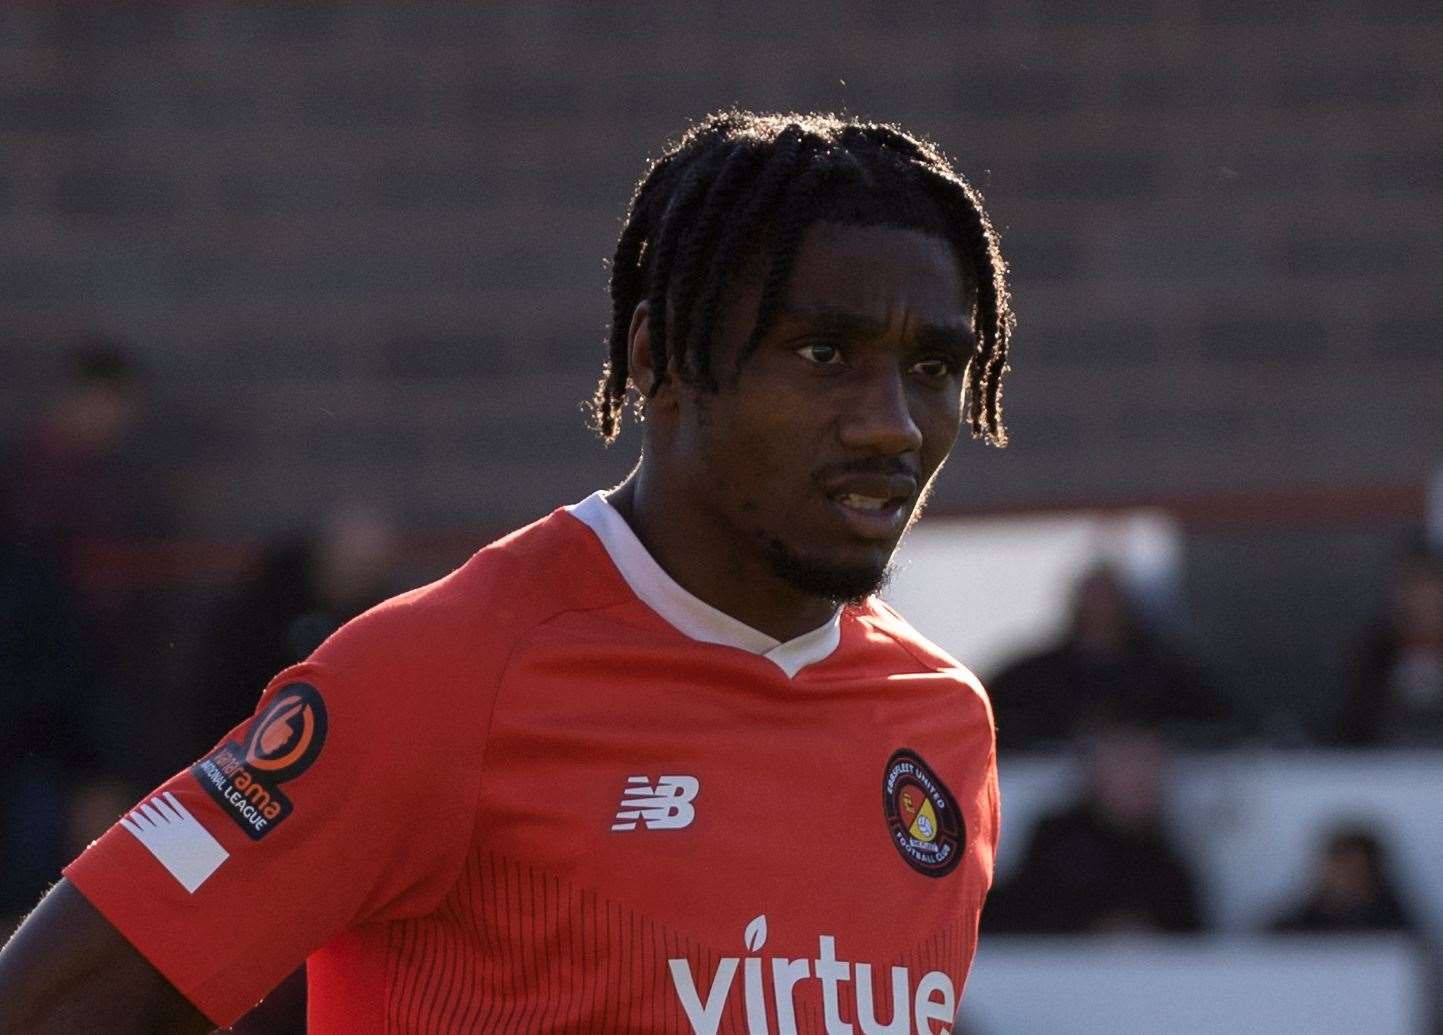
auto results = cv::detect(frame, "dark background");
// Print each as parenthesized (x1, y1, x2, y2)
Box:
(3, 3, 1442, 1030)
(4, 2, 1439, 731)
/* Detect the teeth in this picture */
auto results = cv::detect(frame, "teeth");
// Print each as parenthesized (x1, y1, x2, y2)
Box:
(839, 494, 888, 511)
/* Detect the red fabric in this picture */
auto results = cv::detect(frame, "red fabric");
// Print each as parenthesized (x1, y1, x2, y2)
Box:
(66, 507, 999, 1032)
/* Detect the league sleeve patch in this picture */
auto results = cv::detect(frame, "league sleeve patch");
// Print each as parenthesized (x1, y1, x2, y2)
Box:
(190, 682, 329, 841)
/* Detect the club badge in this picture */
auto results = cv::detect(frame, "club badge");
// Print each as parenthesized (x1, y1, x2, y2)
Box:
(882, 748, 963, 877)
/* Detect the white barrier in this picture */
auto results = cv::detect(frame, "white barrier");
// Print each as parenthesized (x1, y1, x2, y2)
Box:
(996, 750, 1443, 939)
(959, 935, 1430, 1035)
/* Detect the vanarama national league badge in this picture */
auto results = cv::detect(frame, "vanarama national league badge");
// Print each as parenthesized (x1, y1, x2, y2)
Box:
(882, 748, 964, 877)
(191, 682, 328, 840)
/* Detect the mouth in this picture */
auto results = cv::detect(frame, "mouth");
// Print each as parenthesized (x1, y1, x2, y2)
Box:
(834, 492, 902, 512)
(826, 490, 913, 540)
(818, 468, 919, 541)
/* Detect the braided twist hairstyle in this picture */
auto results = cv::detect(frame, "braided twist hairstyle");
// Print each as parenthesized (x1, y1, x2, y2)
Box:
(591, 110, 1014, 447)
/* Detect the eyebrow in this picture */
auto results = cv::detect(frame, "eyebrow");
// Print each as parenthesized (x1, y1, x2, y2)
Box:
(779, 306, 976, 353)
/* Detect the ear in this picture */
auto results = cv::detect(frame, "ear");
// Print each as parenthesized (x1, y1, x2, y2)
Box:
(627, 300, 676, 412)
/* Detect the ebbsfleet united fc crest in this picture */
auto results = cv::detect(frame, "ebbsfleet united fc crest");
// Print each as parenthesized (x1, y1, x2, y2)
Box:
(882, 748, 963, 877)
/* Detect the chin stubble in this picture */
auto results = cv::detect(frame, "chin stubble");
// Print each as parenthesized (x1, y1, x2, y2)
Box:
(758, 536, 896, 606)
(757, 474, 939, 606)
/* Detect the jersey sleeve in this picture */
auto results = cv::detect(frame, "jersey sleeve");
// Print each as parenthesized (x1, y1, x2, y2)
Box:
(64, 625, 493, 1025)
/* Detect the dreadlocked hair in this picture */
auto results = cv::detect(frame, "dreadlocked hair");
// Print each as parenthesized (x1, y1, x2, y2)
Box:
(589, 110, 1014, 447)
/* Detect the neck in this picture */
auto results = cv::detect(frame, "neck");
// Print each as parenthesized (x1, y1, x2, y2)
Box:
(607, 469, 839, 642)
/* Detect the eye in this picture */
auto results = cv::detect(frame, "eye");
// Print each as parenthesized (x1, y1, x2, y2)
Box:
(796, 342, 845, 366)
(911, 357, 957, 380)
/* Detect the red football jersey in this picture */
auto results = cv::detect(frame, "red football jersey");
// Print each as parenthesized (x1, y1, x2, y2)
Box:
(66, 493, 1000, 1033)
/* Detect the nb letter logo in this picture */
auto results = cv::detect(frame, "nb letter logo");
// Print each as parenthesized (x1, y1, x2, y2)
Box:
(612, 774, 700, 831)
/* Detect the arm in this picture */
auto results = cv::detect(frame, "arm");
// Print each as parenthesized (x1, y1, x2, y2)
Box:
(10, 616, 489, 1028)
(0, 879, 213, 1035)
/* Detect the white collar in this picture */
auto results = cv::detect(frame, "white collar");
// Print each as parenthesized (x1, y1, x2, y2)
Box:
(565, 490, 842, 678)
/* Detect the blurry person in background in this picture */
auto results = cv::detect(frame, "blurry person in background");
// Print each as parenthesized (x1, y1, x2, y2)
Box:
(1270, 825, 1415, 934)
(0, 531, 104, 931)
(2, 341, 149, 557)
(1, 340, 175, 779)
(195, 504, 400, 747)
(983, 716, 1203, 934)
(0, 342, 151, 932)
(987, 565, 1231, 752)
(1335, 542, 1443, 746)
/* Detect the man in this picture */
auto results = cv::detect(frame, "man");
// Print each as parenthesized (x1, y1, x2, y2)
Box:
(987, 567, 1229, 751)
(0, 110, 1014, 1034)
(982, 716, 1203, 935)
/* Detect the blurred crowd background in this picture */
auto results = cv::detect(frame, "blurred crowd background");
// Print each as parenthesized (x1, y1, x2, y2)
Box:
(2, 3, 1441, 1032)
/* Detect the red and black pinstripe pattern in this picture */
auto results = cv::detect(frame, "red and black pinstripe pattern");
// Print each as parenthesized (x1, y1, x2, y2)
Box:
(381, 852, 969, 1034)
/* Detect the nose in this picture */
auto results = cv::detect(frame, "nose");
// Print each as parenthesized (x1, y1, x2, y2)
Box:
(837, 362, 924, 456)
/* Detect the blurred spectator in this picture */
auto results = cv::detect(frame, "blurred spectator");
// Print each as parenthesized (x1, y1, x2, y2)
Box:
(1334, 543, 1443, 746)
(1, 340, 175, 780)
(193, 503, 400, 747)
(983, 718, 1203, 934)
(1269, 825, 1415, 934)
(2, 341, 150, 553)
(0, 538, 102, 918)
(0, 343, 156, 919)
(987, 566, 1231, 752)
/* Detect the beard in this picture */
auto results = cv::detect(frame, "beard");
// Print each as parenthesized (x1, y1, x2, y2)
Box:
(758, 535, 895, 606)
(752, 480, 940, 606)
(754, 474, 938, 606)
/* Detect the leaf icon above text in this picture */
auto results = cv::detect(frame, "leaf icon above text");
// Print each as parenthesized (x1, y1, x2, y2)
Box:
(744, 914, 767, 952)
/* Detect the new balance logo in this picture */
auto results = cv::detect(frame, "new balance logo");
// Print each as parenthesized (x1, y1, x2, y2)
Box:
(119, 792, 229, 893)
(611, 774, 700, 831)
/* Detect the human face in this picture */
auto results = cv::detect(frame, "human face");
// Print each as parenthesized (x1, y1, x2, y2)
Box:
(673, 221, 975, 604)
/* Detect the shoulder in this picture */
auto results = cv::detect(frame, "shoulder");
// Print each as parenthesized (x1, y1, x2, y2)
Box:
(313, 506, 628, 682)
(285, 507, 630, 751)
(850, 597, 995, 725)
(854, 598, 986, 685)
(203, 508, 632, 839)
